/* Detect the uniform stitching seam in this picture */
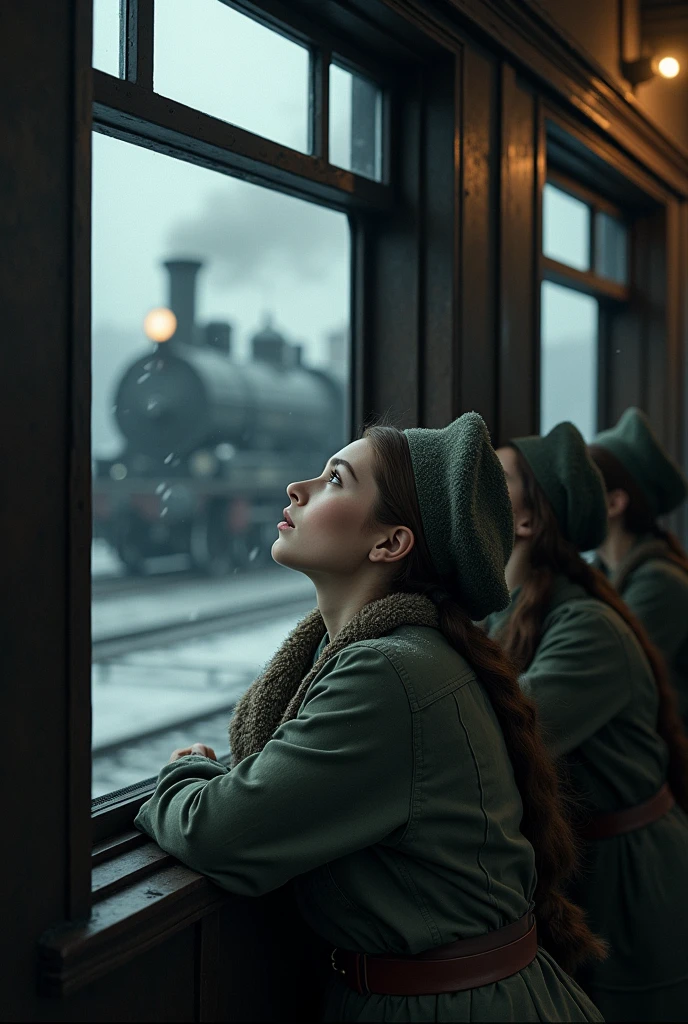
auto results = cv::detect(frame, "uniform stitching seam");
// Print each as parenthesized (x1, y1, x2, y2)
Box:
(453, 688, 497, 911)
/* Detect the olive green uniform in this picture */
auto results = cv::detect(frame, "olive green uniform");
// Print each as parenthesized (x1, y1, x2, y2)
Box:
(609, 537, 688, 728)
(489, 578, 688, 1022)
(137, 625, 601, 1022)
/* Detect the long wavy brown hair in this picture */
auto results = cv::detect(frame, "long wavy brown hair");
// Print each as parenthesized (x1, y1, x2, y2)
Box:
(499, 445, 688, 815)
(365, 425, 606, 973)
(588, 444, 688, 574)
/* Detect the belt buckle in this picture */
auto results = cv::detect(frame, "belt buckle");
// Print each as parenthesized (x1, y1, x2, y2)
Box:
(331, 949, 369, 995)
(331, 948, 346, 976)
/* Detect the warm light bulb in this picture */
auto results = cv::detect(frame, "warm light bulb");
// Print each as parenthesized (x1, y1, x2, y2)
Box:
(657, 56, 680, 79)
(143, 307, 177, 342)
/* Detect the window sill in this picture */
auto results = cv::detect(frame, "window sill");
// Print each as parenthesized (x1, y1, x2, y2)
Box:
(39, 830, 228, 996)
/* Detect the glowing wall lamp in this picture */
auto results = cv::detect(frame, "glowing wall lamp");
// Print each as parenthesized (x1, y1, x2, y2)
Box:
(622, 54, 681, 86)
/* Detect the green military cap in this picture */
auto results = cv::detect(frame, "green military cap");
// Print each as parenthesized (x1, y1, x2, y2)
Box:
(511, 422, 608, 551)
(593, 407, 688, 517)
(404, 412, 513, 620)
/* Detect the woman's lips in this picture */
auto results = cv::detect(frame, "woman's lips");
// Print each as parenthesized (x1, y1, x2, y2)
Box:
(278, 508, 296, 531)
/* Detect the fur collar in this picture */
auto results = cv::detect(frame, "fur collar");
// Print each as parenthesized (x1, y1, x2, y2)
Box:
(229, 591, 439, 766)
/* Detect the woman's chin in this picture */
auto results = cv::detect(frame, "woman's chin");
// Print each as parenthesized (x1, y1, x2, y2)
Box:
(271, 535, 296, 568)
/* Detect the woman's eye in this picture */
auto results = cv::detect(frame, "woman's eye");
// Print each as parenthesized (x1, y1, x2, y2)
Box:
(328, 470, 342, 485)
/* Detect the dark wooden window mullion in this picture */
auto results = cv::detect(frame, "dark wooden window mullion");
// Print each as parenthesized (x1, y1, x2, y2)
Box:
(589, 197, 597, 275)
(123, 0, 154, 90)
(309, 47, 330, 163)
(542, 256, 629, 302)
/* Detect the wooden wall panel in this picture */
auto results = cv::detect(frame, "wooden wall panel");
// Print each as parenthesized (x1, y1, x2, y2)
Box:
(365, 76, 423, 428)
(458, 46, 500, 435)
(421, 54, 460, 428)
(605, 307, 644, 426)
(0, 0, 91, 1017)
(34, 930, 197, 1023)
(645, 209, 670, 441)
(498, 66, 539, 443)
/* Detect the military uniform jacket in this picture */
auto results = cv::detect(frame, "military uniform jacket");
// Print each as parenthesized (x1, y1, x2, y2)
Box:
(611, 536, 688, 728)
(136, 623, 600, 1022)
(488, 577, 688, 1018)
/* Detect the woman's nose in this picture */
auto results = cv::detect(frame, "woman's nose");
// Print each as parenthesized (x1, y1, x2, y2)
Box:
(286, 481, 306, 505)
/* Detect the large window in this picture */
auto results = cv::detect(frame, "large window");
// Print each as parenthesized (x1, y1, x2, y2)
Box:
(91, 1, 390, 805)
(540, 176, 630, 440)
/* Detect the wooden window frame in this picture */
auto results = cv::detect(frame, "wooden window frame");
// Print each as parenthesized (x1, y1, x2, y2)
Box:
(542, 170, 631, 304)
(110, 0, 395, 197)
(538, 108, 684, 466)
(90, 1, 397, 836)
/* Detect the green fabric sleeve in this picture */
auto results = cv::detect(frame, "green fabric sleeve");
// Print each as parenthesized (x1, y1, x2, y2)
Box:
(134, 644, 412, 896)
(520, 604, 631, 757)
(622, 562, 688, 664)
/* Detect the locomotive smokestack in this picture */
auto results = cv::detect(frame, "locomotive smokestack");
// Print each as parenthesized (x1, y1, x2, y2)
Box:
(164, 259, 203, 346)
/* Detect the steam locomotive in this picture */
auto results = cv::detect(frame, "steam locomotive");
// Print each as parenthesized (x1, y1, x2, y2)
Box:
(93, 259, 345, 575)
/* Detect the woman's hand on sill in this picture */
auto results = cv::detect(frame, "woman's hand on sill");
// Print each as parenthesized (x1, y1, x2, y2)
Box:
(169, 743, 218, 763)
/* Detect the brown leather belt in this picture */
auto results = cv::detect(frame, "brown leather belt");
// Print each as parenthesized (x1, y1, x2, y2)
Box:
(330, 913, 537, 996)
(579, 784, 675, 840)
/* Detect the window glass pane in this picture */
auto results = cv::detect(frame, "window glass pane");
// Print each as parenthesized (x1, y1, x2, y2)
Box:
(92, 133, 350, 798)
(329, 63, 383, 181)
(93, 0, 120, 76)
(540, 281, 598, 441)
(543, 183, 591, 271)
(595, 212, 628, 285)
(154, 0, 309, 152)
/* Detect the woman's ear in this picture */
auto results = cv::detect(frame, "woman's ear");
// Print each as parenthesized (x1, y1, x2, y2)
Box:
(369, 526, 415, 564)
(514, 511, 533, 539)
(606, 488, 629, 520)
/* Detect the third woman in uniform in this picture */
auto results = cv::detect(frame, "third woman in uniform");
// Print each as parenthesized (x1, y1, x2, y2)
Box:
(489, 421, 688, 1023)
(589, 407, 688, 728)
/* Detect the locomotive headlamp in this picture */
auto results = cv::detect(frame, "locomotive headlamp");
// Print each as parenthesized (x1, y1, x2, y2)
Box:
(190, 450, 218, 477)
(144, 307, 177, 343)
(622, 54, 681, 85)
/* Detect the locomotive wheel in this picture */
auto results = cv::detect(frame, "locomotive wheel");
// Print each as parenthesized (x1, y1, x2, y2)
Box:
(114, 516, 147, 576)
(189, 502, 233, 577)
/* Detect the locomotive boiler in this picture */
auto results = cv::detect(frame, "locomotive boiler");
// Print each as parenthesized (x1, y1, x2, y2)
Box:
(93, 259, 345, 575)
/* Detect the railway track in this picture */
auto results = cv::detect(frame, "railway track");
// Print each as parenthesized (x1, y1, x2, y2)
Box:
(92, 591, 315, 661)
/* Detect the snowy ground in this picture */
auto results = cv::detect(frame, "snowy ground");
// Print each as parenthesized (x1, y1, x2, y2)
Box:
(92, 611, 305, 797)
(91, 541, 316, 799)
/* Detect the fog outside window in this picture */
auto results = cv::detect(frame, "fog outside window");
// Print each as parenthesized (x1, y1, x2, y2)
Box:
(543, 183, 591, 272)
(540, 281, 598, 441)
(154, 0, 310, 151)
(91, 133, 350, 798)
(92, 0, 120, 76)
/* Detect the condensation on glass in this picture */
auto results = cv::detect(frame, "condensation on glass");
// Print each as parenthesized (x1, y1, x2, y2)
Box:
(540, 281, 598, 442)
(329, 63, 383, 181)
(543, 183, 591, 272)
(154, 0, 310, 152)
(93, 0, 120, 76)
(91, 132, 350, 798)
(595, 212, 629, 285)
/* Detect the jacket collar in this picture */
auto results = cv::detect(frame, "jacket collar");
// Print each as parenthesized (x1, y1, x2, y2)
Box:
(612, 534, 672, 592)
(490, 574, 587, 634)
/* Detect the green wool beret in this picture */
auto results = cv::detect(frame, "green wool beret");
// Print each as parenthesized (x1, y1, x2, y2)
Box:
(593, 407, 688, 517)
(512, 422, 608, 551)
(404, 412, 513, 620)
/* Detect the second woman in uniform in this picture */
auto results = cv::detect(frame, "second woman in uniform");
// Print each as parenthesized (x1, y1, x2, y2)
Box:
(490, 421, 688, 1022)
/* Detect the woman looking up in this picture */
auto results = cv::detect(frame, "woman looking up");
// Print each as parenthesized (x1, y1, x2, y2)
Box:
(136, 414, 603, 1023)
(589, 407, 688, 728)
(490, 421, 688, 1023)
